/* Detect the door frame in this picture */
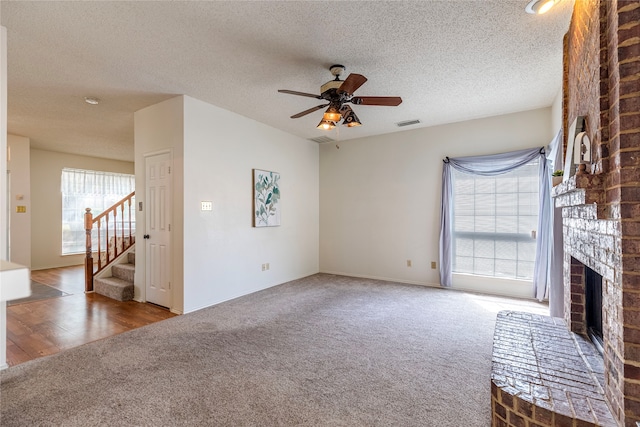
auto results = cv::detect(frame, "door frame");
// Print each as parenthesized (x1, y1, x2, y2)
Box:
(140, 149, 173, 310)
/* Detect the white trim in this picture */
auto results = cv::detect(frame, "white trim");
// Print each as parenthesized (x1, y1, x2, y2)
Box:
(320, 270, 541, 301)
(320, 270, 440, 288)
(182, 271, 319, 314)
(451, 272, 536, 300)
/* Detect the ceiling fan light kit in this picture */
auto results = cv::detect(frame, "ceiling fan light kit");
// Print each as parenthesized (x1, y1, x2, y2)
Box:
(323, 104, 342, 122)
(317, 119, 336, 130)
(340, 105, 362, 127)
(278, 64, 402, 131)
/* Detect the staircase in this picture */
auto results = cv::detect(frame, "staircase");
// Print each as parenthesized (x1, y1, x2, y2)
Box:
(94, 251, 135, 301)
(84, 191, 135, 293)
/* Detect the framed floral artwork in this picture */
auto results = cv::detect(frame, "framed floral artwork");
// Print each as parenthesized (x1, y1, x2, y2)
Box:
(253, 169, 281, 227)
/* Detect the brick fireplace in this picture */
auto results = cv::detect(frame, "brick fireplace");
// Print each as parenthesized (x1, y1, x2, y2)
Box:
(490, 1, 639, 426)
(558, 0, 640, 425)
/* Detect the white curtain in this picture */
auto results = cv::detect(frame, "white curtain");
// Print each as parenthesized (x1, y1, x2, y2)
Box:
(61, 168, 134, 195)
(61, 168, 135, 255)
(547, 130, 565, 316)
(439, 147, 552, 301)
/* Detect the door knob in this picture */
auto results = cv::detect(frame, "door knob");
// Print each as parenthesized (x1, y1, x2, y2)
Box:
(143, 234, 150, 239)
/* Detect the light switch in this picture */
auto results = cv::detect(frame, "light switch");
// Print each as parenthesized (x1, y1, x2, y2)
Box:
(201, 201, 213, 211)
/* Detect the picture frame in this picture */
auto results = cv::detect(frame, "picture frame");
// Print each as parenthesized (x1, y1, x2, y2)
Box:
(253, 169, 281, 227)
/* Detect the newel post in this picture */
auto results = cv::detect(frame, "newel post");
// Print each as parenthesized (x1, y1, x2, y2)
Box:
(84, 208, 94, 292)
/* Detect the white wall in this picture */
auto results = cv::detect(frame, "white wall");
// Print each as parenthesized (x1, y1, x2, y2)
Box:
(319, 107, 553, 298)
(30, 149, 134, 270)
(182, 96, 319, 313)
(0, 27, 6, 262)
(135, 96, 319, 314)
(551, 89, 563, 137)
(134, 96, 185, 312)
(1, 25, 9, 369)
(7, 135, 30, 267)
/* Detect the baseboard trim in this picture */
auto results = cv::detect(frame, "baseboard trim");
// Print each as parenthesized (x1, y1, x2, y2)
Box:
(318, 271, 542, 302)
(182, 271, 320, 314)
(319, 270, 441, 288)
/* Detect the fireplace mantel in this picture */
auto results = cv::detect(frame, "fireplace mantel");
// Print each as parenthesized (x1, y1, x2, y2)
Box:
(553, 174, 606, 217)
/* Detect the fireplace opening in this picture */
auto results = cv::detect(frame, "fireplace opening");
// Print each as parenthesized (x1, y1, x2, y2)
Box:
(585, 266, 603, 354)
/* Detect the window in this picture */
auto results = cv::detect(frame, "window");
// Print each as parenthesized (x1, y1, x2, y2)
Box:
(61, 168, 135, 255)
(451, 159, 539, 280)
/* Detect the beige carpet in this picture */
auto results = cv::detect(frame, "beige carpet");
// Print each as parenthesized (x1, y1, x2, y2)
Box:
(0, 273, 546, 426)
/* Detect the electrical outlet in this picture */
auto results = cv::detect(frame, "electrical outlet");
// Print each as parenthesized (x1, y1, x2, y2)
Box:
(201, 201, 213, 211)
(266, 263, 270, 270)
(431, 261, 437, 269)
(16, 206, 27, 213)
(406, 260, 412, 267)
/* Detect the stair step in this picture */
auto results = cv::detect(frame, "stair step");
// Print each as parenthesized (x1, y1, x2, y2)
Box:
(94, 277, 134, 302)
(112, 263, 135, 282)
(128, 251, 135, 265)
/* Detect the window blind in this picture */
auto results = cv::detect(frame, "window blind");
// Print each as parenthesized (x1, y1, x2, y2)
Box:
(451, 159, 539, 280)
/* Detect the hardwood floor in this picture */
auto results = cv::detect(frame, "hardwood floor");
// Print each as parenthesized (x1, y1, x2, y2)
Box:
(6, 265, 176, 367)
(30, 265, 86, 294)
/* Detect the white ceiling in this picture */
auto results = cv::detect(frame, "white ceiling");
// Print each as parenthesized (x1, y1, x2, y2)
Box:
(1, 0, 574, 162)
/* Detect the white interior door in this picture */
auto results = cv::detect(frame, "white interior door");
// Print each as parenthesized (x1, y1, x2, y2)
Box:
(145, 152, 172, 308)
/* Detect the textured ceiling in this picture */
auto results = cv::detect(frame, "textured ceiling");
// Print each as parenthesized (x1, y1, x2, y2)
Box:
(1, 1, 574, 162)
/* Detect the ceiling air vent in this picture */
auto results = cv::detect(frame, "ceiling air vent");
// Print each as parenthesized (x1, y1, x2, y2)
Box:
(396, 119, 421, 127)
(309, 136, 335, 144)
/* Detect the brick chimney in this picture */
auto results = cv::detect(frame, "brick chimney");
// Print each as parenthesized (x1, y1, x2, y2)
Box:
(558, 1, 640, 425)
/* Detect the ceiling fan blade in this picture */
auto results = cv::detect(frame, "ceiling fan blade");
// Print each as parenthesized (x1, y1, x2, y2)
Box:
(338, 74, 368, 95)
(278, 89, 323, 99)
(290, 104, 329, 119)
(351, 96, 403, 106)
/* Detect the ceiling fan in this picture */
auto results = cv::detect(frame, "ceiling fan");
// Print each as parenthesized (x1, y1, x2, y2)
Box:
(278, 64, 402, 130)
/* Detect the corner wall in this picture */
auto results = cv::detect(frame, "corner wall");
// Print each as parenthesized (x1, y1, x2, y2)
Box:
(7, 135, 30, 267)
(135, 95, 319, 314)
(181, 96, 319, 312)
(30, 149, 134, 270)
(1, 25, 8, 370)
(134, 96, 185, 312)
(319, 107, 554, 298)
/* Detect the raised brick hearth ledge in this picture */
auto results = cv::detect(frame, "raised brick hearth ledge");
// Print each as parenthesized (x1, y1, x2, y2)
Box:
(491, 311, 616, 427)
